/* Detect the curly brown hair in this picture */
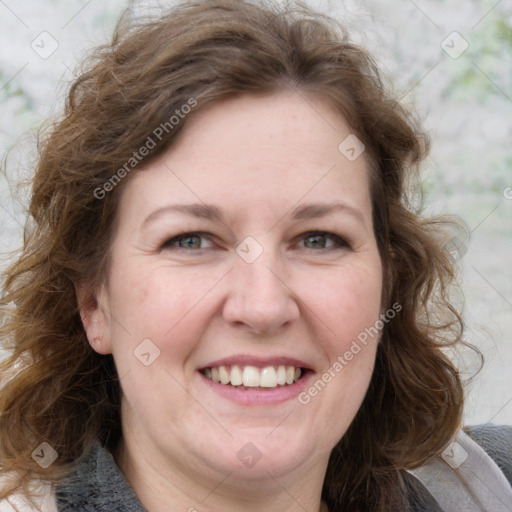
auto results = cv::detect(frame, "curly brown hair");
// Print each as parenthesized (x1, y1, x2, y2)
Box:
(0, 0, 474, 509)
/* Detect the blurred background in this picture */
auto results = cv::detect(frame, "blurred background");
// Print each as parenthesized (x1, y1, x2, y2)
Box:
(1, 0, 511, 424)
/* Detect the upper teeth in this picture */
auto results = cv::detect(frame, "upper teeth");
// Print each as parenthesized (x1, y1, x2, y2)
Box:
(203, 365, 302, 388)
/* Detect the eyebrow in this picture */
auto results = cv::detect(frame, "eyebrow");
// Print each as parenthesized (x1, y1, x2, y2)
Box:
(143, 203, 224, 225)
(143, 201, 365, 226)
(290, 202, 365, 223)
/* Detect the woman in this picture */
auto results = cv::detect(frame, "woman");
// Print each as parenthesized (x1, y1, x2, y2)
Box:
(0, 1, 511, 511)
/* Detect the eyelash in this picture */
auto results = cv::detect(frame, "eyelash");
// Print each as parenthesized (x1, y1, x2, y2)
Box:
(160, 230, 350, 252)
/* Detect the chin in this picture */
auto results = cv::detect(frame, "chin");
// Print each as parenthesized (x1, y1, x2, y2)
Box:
(198, 431, 319, 481)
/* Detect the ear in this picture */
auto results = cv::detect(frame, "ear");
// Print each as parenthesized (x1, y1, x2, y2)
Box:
(76, 282, 112, 355)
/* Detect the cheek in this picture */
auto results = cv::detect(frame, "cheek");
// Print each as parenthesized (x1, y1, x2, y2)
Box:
(296, 262, 381, 409)
(302, 262, 382, 340)
(105, 262, 228, 380)
(303, 269, 380, 439)
(104, 267, 210, 406)
(108, 263, 212, 334)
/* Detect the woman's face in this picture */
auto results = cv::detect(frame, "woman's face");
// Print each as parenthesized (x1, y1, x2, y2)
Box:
(84, 92, 383, 486)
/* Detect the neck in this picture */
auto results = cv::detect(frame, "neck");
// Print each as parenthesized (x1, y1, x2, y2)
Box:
(116, 435, 329, 512)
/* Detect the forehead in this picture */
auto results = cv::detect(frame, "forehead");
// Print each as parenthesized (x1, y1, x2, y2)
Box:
(120, 91, 372, 222)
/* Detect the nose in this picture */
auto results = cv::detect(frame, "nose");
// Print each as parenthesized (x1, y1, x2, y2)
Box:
(221, 248, 300, 336)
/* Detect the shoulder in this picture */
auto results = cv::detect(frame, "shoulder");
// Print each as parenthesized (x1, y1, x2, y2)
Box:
(405, 424, 512, 512)
(4, 441, 142, 512)
(464, 423, 512, 483)
(0, 477, 57, 512)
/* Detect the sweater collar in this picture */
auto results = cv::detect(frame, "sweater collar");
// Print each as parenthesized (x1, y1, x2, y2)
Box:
(56, 441, 146, 511)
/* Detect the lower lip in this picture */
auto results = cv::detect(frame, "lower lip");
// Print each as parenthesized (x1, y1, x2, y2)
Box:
(198, 371, 313, 405)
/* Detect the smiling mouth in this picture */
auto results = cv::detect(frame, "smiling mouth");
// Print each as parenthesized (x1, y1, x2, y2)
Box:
(200, 364, 305, 389)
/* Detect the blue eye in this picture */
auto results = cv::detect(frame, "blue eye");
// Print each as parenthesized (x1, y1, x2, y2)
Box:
(161, 231, 349, 252)
(298, 232, 348, 250)
(162, 232, 212, 250)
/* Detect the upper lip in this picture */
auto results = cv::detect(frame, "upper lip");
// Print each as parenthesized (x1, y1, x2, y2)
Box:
(199, 355, 312, 370)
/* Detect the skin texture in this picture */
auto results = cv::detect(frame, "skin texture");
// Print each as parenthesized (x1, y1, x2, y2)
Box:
(81, 91, 383, 512)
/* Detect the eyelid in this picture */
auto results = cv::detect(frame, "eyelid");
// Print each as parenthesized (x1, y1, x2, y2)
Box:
(295, 230, 349, 250)
(161, 231, 215, 250)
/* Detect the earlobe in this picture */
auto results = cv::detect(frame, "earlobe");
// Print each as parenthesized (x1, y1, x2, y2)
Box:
(89, 335, 110, 354)
(76, 283, 113, 355)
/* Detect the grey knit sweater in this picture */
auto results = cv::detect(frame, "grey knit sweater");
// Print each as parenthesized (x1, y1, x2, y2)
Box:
(54, 425, 512, 511)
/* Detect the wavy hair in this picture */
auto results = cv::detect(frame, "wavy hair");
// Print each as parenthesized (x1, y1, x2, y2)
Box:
(0, 0, 475, 509)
